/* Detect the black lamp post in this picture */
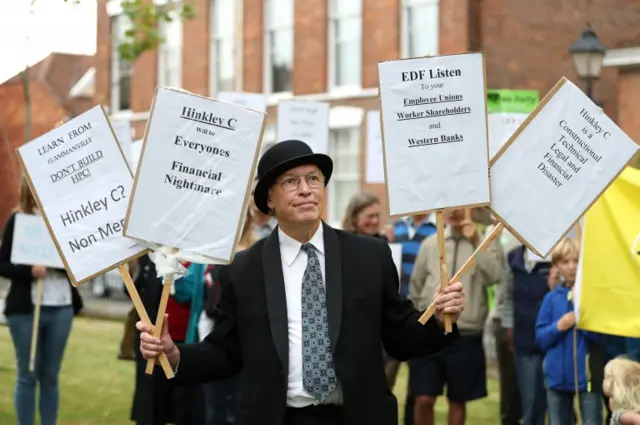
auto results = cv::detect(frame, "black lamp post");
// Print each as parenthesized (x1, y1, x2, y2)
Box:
(568, 25, 606, 100)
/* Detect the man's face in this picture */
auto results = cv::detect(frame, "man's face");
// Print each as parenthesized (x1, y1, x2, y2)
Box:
(267, 164, 325, 224)
(445, 208, 466, 228)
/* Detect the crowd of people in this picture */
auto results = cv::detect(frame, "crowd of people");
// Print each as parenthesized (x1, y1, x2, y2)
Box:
(1, 139, 640, 425)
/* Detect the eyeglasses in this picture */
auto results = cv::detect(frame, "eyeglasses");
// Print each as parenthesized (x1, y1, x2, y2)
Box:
(276, 173, 325, 192)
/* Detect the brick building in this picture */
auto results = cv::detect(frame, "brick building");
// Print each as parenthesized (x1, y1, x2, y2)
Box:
(95, 0, 640, 226)
(0, 53, 94, 228)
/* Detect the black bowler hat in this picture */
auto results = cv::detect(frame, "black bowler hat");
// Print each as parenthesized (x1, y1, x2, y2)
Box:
(253, 140, 333, 215)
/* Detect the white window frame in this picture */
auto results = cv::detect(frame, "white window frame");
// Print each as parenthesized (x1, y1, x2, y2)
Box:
(110, 13, 133, 114)
(327, 0, 363, 94)
(401, 0, 440, 59)
(263, 0, 294, 99)
(157, 7, 183, 88)
(327, 126, 362, 228)
(209, 0, 239, 97)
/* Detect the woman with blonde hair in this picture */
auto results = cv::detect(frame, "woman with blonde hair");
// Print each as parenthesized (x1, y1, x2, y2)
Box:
(341, 192, 391, 239)
(0, 178, 83, 425)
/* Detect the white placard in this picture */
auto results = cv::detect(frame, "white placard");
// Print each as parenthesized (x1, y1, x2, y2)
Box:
(16, 105, 147, 285)
(124, 87, 266, 263)
(389, 243, 403, 281)
(11, 213, 64, 268)
(217, 91, 268, 113)
(490, 78, 639, 257)
(111, 119, 134, 168)
(131, 139, 143, 171)
(277, 100, 329, 154)
(366, 110, 384, 184)
(378, 52, 491, 216)
(488, 113, 530, 159)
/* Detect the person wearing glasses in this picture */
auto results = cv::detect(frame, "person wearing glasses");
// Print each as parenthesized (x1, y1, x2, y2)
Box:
(137, 140, 465, 425)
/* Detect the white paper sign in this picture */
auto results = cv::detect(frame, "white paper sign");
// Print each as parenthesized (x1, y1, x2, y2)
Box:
(366, 110, 384, 184)
(124, 87, 266, 263)
(217, 91, 268, 113)
(488, 113, 530, 159)
(277, 100, 329, 154)
(16, 105, 147, 285)
(11, 213, 64, 268)
(389, 243, 403, 281)
(378, 52, 491, 216)
(490, 78, 639, 257)
(131, 139, 143, 171)
(111, 119, 133, 168)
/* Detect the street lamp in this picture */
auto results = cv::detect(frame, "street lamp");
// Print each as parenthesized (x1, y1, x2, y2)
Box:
(568, 24, 606, 99)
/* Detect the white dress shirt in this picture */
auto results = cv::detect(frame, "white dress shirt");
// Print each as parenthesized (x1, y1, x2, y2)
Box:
(278, 224, 343, 407)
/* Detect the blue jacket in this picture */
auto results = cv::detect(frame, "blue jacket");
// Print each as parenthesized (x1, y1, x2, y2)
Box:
(602, 334, 640, 363)
(535, 284, 601, 392)
(508, 247, 551, 355)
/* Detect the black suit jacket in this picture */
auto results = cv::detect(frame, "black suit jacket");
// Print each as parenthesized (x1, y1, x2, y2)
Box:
(176, 223, 458, 425)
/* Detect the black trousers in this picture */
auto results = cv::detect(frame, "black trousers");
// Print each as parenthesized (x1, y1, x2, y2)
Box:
(285, 405, 344, 425)
(493, 318, 522, 425)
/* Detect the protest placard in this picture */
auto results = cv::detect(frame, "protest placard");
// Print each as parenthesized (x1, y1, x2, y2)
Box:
(487, 89, 538, 159)
(218, 91, 268, 113)
(16, 105, 147, 285)
(111, 119, 134, 168)
(365, 110, 384, 184)
(490, 77, 639, 258)
(11, 213, 64, 268)
(124, 86, 266, 264)
(277, 99, 329, 154)
(377, 52, 491, 217)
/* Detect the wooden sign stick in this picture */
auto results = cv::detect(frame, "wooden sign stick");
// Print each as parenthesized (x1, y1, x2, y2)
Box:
(418, 221, 505, 325)
(28, 278, 43, 372)
(118, 264, 174, 378)
(145, 248, 179, 375)
(435, 211, 453, 334)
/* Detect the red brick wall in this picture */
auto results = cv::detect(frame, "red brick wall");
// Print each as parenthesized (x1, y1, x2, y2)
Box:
(479, 0, 640, 121)
(293, 0, 328, 95)
(618, 69, 640, 166)
(362, 0, 400, 88)
(94, 0, 110, 108)
(0, 82, 68, 231)
(182, 0, 210, 96)
(243, 0, 263, 92)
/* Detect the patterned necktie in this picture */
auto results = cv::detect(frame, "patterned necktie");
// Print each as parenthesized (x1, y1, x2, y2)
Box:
(300, 243, 337, 402)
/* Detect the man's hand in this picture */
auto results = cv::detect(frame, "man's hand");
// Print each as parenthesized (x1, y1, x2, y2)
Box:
(137, 314, 180, 368)
(461, 219, 480, 247)
(31, 265, 47, 279)
(433, 281, 465, 324)
(556, 311, 576, 331)
(505, 328, 514, 352)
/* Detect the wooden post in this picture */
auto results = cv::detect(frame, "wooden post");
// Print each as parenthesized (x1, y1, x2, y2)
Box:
(118, 265, 175, 379)
(28, 278, 43, 372)
(435, 211, 453, 334)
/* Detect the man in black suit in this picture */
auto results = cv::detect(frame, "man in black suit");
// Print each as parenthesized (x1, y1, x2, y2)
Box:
(138, 140, 465, 425)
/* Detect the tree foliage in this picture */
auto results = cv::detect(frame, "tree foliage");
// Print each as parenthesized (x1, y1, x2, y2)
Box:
(64, 0, 196, 62)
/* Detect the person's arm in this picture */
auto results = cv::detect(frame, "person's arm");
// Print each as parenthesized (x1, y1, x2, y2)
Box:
(174, 264, 242, 384)
(382, 243, 458, 361)
(0, 213, 34, 282)
(500, 257, 515, 329)
(613, 410, 640, 425)
(535, 295, 566, 351)
(475, 237, 504, 287)
(408, 238, 431, 308)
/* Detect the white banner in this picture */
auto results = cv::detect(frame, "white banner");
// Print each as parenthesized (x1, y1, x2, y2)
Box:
(365, 110, 385, 184)
(11, 213, 64, 268)
(16, 105, 146, 285)
(111, 119, 133, 168)
(377, 52, 491, 216)
(217, 91, 268, 113)
(277, 100, 329, 154)
(124, 87, 266, 264)
(490, 78, 639, 257)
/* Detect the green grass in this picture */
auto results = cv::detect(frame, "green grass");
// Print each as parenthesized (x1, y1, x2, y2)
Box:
(0, 318, 500, 424)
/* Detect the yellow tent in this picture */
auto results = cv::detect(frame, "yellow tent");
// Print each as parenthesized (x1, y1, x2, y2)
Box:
(575, 166, 640, 337)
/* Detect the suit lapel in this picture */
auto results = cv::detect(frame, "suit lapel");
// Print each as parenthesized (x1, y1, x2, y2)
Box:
(322, 222, 343, 352)
(262, 230, 289, 372)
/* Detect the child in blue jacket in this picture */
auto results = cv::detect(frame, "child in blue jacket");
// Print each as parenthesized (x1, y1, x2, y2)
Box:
(535, 238, 603, 425)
